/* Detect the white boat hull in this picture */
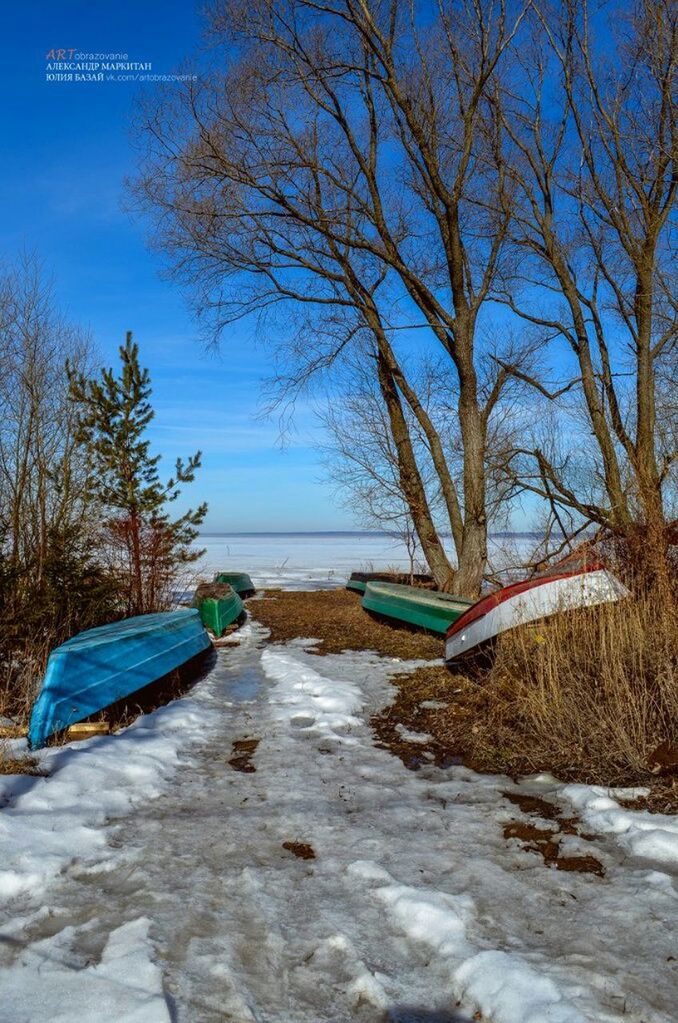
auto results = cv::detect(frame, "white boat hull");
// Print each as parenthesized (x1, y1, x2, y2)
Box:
(445, 569, 628, 663)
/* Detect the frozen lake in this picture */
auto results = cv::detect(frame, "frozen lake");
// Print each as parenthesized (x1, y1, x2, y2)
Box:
(192, 532, 421, 590)
(191, 532, 539, 590)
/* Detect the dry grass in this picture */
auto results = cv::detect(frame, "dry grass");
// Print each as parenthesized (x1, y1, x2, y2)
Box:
(372, 663, 484, 769)
(0, 636, 52, 726)
(0, 741, 43, 776)
(374, 596, 678, 808)
(252, 588, 443, 659)
(475, 597, 677, 786)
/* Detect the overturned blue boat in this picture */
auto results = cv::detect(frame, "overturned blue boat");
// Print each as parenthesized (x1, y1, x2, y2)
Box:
(28, 609, 211, 749)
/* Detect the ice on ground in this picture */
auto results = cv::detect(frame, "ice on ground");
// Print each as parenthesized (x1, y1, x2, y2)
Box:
(394, 723, 433, 744)
(0, 598, 676, 1022)
(561, 784, 678, 868)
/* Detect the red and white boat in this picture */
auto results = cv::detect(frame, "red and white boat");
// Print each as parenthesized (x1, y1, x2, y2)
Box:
(445, 558, 628, 664)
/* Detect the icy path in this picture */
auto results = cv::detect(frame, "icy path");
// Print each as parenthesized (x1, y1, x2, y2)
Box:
(1, 622, 676, 1022)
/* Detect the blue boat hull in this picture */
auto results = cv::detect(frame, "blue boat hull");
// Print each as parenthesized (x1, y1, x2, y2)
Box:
(28, 609, 211, 749)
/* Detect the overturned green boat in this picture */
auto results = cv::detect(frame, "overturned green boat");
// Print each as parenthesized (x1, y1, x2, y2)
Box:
(213, 571, 255, 597)
(347, 571, 434, 594)
(194, 582, 244, 637)
(362, 581, 473, 634)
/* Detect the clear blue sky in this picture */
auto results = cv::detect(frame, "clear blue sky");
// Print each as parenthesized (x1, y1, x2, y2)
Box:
(3, 0, 360, 532)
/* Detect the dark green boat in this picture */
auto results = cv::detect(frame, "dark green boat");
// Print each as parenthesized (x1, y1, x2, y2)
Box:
(213, 571, 256, 597)
(347, 571, 433, 594)
(362, 581, 473, 634)
(193, 582, 244, 637)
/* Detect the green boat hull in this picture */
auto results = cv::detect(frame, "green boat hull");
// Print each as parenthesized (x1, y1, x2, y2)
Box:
(347, 571, 434, 594)
(213, 571, 255, 597)
(193, 583, 244, 637)
(362, 581, 473, 634)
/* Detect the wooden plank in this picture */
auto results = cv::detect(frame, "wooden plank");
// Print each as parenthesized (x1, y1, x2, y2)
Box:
(67, 722, 110, 738)
(0, 725, 28, 738)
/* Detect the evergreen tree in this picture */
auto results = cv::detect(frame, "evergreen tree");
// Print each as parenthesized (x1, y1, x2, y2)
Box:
(68, 332, 207, 615)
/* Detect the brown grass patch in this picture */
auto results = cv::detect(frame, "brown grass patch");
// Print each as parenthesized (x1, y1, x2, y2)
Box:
(372, 664, 484, 769)
(192, 582, 233, 603)
(282, 841, 316, 860)
(252, 588, 443, 659)
(502, 820, 604, 876)
(0, 742, 44, 776)
(229, 738, 260, 773)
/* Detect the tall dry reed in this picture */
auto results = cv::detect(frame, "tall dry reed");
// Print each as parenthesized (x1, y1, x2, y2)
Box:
(473, 595, 677, 784)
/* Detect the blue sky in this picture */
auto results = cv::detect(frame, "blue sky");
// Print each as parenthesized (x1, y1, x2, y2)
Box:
(3, 1, 359, 531)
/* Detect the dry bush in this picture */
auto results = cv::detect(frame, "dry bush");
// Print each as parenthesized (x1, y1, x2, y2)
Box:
(0, 635, 53, 724)
(473, 596, 677, 784)
(0, 741, 41, 776)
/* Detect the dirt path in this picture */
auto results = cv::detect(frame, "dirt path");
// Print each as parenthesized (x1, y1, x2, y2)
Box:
(0, 621, 675, 1022)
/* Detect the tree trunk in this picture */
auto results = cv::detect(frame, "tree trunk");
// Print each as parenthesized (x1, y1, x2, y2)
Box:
(376, 350, 457, 591)
(379, 338, 465, 554)
(456, 386, 488, 598)
(129, 510, 144, 616)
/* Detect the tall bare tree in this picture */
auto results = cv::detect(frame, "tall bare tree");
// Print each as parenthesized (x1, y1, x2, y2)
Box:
(0, 254, 93, 582)
(0, 255, 121, 712)
(499, 0, 677, 585)
(132, 0, 527, 595)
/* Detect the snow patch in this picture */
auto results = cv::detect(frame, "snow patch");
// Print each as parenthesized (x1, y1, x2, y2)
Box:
(0, 674, 220, 900)
(454, 950, 586, 1023)
(562, 784, 678, 868)
(346, 859, 394, 884)
(395, 723, 433, 744)
(261, 647, 363, 740)
(3, 917, 168, 1022)
(374, 884, 474, 957)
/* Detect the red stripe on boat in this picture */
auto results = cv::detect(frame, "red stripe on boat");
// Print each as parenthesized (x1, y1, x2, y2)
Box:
(445, 562, 605, 638)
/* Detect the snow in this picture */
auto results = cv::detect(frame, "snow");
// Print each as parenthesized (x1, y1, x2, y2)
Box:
(2, 917, 168, 1023)
(374, 883, 474, 957)
(454, 951, 586, 1023)
(0, 668, 220, 900)
(0, 575, 676, 1021)
(262, 646, 364, 739)
(395, 723, 433, 743)
(561, 784, 678, 868)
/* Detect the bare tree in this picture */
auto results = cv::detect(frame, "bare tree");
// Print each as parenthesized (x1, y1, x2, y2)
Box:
(0, 254, 94, 583)
(132, 0, 528, 596)
(0, 255, 120, 714)
(499, 0, 677, 585)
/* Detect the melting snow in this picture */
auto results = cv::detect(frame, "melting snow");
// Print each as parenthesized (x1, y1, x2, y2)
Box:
(0, 613, 675, 1021)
